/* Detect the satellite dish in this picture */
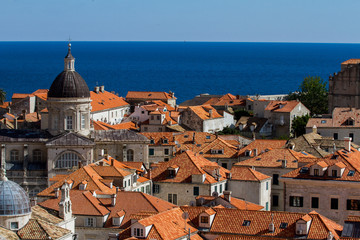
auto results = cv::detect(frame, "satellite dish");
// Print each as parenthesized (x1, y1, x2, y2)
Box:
(182, 212, 189, 220)
(212, 191, 219, 197)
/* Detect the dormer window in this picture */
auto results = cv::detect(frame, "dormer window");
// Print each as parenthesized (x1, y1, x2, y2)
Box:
(348, 170, 355, 176)
(163, 139, 168, 144)
(150, 139, 155, 144)
(245, 150, 252, 156)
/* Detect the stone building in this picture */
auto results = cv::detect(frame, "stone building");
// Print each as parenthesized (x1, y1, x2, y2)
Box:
(329, 59, 360, 113)
(282, 144, 360, 224)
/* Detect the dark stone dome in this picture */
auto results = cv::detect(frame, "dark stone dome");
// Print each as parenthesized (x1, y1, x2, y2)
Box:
(48, 71, 90, 98)
(0, 180, 31, 216)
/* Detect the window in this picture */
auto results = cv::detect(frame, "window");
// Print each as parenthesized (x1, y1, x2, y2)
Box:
(168, 194, 177, 204)
(164, 149, 169, 155)
(220, 184, 223, 193)
(266, 182, 269, 190)
(332, 170, 337, 177)
(321, 120, 326, 124)
(85, 217, 96, 227)
(348, 170, 355, 176)
(10, 222, 18, 230)
(127, 149, 134, 162)
(214, 185, 218, 194)
(273, 174, 279, 185)
(280, 222, 288, 229)
(81, 114, 86, 129)
(146, 185, 150, 194)
(144, 127, 148, 131)
(221, 163, 227, 169)
(149, 148, 154, 156)
(347, 199, 360, 211)
(201, 216, 209, 223)
(314, 168, 319, 176)
(66, 115, 73, 130)
(33, 149, 42, 162)
(193, 186, 199, 196)
(141, 111, 145, 114)
(55, 152, 81, 169)
(141, 186, 144, 192)
(290, 196, 303, 207)
(157, 116, 160, 120)
(266, 202, 269, 211)
(151, 116, 154, 120)
(10, 150, 19, 162)
(150, 139, 155, 144)
(350, 133, 354, 142)
(242, 220, 251, 226)
(333, 133, 338, 140)
(153, 184, 160, 194)
(163, 139, 168, 144)
(206, 136, 211, 139)
(331, 198, 338, 210)
(311, 197, 319, 208)
(273, 195, 279, 207)
(133, 228, 144, 237)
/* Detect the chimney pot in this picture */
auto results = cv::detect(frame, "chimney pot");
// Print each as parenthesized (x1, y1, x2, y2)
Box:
(344, 137, 352, 151)
(55, 188, 60, 198)
(111, 194, 117, 207)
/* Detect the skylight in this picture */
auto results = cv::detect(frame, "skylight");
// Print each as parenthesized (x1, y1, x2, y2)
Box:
(242, 220, 251, 226)
(300, 167, 309, 173)
(348, 170, 355, 176)
(280, 222, 288, 229)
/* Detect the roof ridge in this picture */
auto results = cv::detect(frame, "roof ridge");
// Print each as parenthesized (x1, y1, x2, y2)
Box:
(140, 193, 160, 212)
(184, 151, 207, 176)
(84, 165, 107, 191)
(82, 191, 109, 215)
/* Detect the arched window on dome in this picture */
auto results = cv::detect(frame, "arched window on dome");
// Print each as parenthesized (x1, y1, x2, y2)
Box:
(55, 152, 81, 169)
(127, 149, 134, 162)
(10, 150, 19, 162)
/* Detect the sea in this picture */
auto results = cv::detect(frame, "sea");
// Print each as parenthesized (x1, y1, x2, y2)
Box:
(1, 41, 360, 104)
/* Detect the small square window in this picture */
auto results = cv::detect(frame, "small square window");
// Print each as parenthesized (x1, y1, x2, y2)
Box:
(280, 222, 288, 229)
(10, 222, 18, 230)
(201, 216, 209, 223)
(311, 197, 319, 208)
(331, 198, 338, 210)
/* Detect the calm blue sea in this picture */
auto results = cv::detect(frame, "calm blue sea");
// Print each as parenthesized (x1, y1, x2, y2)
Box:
(1, 41, 360, 103)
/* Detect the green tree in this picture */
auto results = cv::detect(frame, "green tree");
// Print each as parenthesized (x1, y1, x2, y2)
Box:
(217, 127, 241, 135)
(0, 89, 5, 105)
(291, 115, 310, 137)
(234, 109, 252, 121)
(287, 76, 328, 115)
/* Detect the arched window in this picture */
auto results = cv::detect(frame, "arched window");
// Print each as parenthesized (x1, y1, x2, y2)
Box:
(127, 149, 134, 162)
(33, 149, 42, 162)
(10, 150, 19, 162)
(55, 152, 81, 169)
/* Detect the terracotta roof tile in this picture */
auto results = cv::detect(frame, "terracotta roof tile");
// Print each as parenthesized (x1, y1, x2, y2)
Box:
(238, 140, 287, 157)
(17, 219, 71, 240)
(307, 108, 360, 128)
(90, 90, 129, 112)
(188, 105, 223, 120)
(342, 59, 360, 64)
(230, 166, 271, 182)
(265, 100, 305, 113)
(126, 91, 175, 100)
(152, 150, 229, 184)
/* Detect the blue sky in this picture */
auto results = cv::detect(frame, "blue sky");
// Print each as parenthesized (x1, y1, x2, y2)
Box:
(1, 0, 359, 42)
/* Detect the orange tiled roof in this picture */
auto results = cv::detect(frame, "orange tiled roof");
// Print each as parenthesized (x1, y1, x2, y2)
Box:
(282, 148, 360, 182)
(195, 195, 264, 211)
(12, 93, 33, 99)
(0, 101, 10, 109)
(265, 100, 305, 113)
(180, 206, 342, 239)
(307, 107, 360, 128)
(25, 112, 41, 122)
(199, 138, 239, 159)
(230, 166, 271, 182)
(238, 139, 287, 157)
(93, 120, 138, 131)
(17, 218, 71, 240)
(90, 90, 129, 112)
(342, 59, 360, 65)
(151, 150, 229, 184)
(126, 91, 175, 100)
(235, 148, 316, 169)
(100, 191, 176, 229)
(39, 190, 110, 216)
(188, 105, 223, 120)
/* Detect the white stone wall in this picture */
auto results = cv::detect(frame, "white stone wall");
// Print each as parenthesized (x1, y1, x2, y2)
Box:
(203, 118, 225, 133)
(306, 127, 360, 145)
(223, 111, 235, 128)
(91, 106, 130, 125)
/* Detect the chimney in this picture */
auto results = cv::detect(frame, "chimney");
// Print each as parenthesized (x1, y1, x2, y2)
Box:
(269, 213, 275, 232)
(344, 137, 352, 151)
(147, 169, 152, 180)
(54, 188, 60, 198)
(78, 161, 83, 169)
(312, 125, 317, 134)
(111, 194, 117, 207)
(111, 158, 114, 166)
(223, 191, 231, 202)
(282, 159, 287, 168)
(209, 109, 213, 119)
(94, 86, 100, 94)
(14, 118, 18, 129)
(100, 85, 105, 93)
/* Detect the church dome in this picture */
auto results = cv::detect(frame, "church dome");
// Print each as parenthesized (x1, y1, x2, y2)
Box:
(0, 180, 31, 216)
(48, 71, 90, 98)
(48, 43, 90, 99)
